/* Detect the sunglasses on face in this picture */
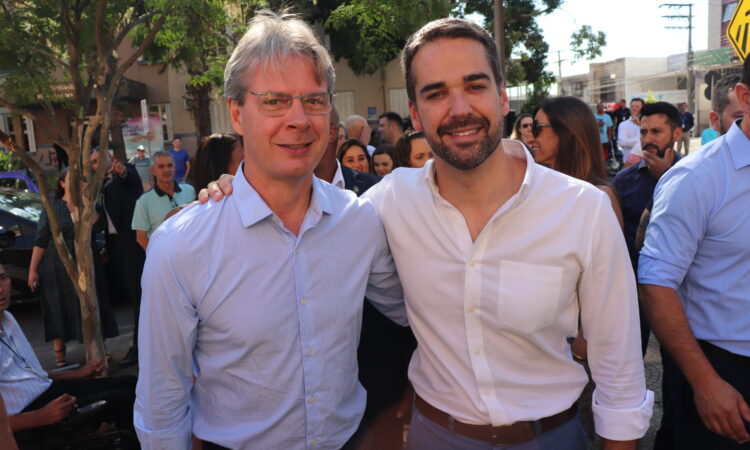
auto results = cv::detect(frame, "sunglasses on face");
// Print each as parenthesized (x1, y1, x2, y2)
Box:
(532, 120, 552, 138)
(520, 123, 532, 129)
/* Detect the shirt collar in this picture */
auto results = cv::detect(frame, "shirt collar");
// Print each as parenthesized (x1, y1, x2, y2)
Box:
(232, 163, 333, 229)
(153, 180, 182, 197)
(423, 139, 533, 204)
(332, 161, 346, 190)
(724, 119, 750, 169)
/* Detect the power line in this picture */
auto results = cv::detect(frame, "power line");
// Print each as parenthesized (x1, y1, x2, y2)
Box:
(660, 3, 694, 111)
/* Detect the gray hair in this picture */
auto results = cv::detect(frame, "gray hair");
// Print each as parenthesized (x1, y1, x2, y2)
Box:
(224, 10, 335, 105)
(150, 150, 174, 167)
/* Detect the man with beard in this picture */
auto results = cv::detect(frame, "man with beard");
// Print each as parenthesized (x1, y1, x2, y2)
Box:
(614, 102, 682, 357)
(638, 59, 750, 448)
(203, 18, 652, 449)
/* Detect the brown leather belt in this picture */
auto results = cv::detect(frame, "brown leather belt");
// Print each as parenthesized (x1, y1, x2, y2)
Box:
(415, 394, 578, 446)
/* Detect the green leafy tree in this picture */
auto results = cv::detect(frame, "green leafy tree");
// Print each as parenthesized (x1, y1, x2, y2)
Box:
(0, 0, 172, 369)
(456, 0, 606, 112)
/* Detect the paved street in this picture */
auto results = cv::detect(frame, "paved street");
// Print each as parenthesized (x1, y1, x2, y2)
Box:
(11, 299, 665, 449)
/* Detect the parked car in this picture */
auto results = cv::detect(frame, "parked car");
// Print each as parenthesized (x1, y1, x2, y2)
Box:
(0, 187, 42, 302)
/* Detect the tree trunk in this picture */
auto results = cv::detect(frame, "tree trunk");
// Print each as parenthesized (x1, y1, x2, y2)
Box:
(11, 114, 25, 151)
(190, 84, 212, 142)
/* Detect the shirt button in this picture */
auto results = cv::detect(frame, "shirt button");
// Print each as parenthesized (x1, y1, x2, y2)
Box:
(311, 438, 318, 445)
(309, 396, 317, 404)
(467, 306, 476, 313)
(483, 390, 491, 396)
(300, 298, 307, 306)
(474, 349, 481, 355)
(294, 247, 301, 254)
(306, 348, 314, 356)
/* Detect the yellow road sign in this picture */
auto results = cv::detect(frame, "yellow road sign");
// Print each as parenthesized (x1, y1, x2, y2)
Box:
(728, 0, 750, 61)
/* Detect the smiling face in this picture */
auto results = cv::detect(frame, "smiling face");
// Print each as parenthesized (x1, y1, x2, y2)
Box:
(229, 55, 329, 184)
(372, 153, 394, 176)
(519, 116, 534, 144)
(341, 145, 369, 173)
(408, 37, 507, 171)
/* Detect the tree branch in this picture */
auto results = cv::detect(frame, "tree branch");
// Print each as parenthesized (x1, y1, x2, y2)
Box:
(0, 97, 38, 122)
(0, 129, 79, 284)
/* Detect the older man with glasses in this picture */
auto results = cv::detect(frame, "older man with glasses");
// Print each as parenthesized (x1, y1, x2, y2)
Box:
(134, 10, 406, 450)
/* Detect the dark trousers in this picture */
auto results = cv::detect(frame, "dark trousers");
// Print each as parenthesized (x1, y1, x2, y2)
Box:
(15, 376, 136, 449)
(106, 234, 145, 349)
(655, 346, 750, 449)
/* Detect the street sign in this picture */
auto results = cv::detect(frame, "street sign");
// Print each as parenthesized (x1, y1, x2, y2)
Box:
(728, 0, 750, 61)
(140, 99, 149, 134)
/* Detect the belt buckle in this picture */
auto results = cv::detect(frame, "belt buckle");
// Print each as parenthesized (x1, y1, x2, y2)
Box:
(490, 430, 500, 446)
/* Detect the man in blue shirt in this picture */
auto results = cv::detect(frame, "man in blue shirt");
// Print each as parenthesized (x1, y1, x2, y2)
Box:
(613, 102, 681, 355)
(594, 102, 613, 160)
(168, 137, 191, 182)
(131, 150, 195, 250)
(134, 11, 406, 450)
(639, 60, 750, 448)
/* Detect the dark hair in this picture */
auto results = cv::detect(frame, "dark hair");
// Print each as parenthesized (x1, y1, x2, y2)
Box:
(54, 168, 69, 200)
(379, 112, 404, 130)
(630, 98, 645, 108)
(192, 133, 240, 189)
(372, 143, 395, 161)
(337, 138, 371, 171)
(641, 102, 681, 130)
(512, 113, 533, 140)
(537, 96, 608, 186)
(743, 57, 750, 85)
(401, 18, 503, 102)
(392, 131, 426, 168)
(712, 74, 741, 115)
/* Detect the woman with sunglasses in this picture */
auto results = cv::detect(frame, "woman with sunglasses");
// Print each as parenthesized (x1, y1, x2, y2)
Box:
(529, 96, 624, 363)
(510, 113, 535, 151)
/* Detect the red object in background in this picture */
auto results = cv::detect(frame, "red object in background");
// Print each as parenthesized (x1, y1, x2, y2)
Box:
(605, 102, 620, 113)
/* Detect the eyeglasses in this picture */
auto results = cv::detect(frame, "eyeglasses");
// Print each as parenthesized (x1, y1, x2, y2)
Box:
(246, 91, 334, 117)
(520, 123, 532, 129)
(0, 273, 10, 282)
(532, 120, 553, 138)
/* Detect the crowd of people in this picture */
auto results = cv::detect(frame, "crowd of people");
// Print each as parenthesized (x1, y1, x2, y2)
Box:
(1, 8, 749, 450)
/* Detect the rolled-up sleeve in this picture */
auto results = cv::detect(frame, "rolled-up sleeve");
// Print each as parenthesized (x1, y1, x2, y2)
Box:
(579, 193, 653, 440)
(638, 166, 704, 288)
(134, 231, 199, 449)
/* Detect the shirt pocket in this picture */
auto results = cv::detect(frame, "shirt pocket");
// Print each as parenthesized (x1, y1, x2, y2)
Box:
(497, 260, 563, 334)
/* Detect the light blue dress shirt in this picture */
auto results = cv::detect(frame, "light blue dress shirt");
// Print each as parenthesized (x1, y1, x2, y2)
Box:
(134, 166, 406, 450)
(0, 311, 52, 414)
(639, 120, 750, 356)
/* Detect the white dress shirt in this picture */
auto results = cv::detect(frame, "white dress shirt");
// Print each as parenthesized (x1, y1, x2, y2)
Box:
(618, 119, 643, 159)
(363, 140, 653, 441)
(135, 165, 406, 449)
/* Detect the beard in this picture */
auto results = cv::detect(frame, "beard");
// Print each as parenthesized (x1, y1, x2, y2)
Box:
(642, 140, 674, 158)
(424, 114, 503, 171)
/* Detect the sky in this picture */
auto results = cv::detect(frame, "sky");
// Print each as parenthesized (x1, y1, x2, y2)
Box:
(535, 0, 712, 78)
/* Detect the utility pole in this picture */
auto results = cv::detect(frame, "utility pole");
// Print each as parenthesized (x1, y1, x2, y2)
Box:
(660, 3, 694, 113)
(494, 0, 504, 78)
(550, 50, 567, 94)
